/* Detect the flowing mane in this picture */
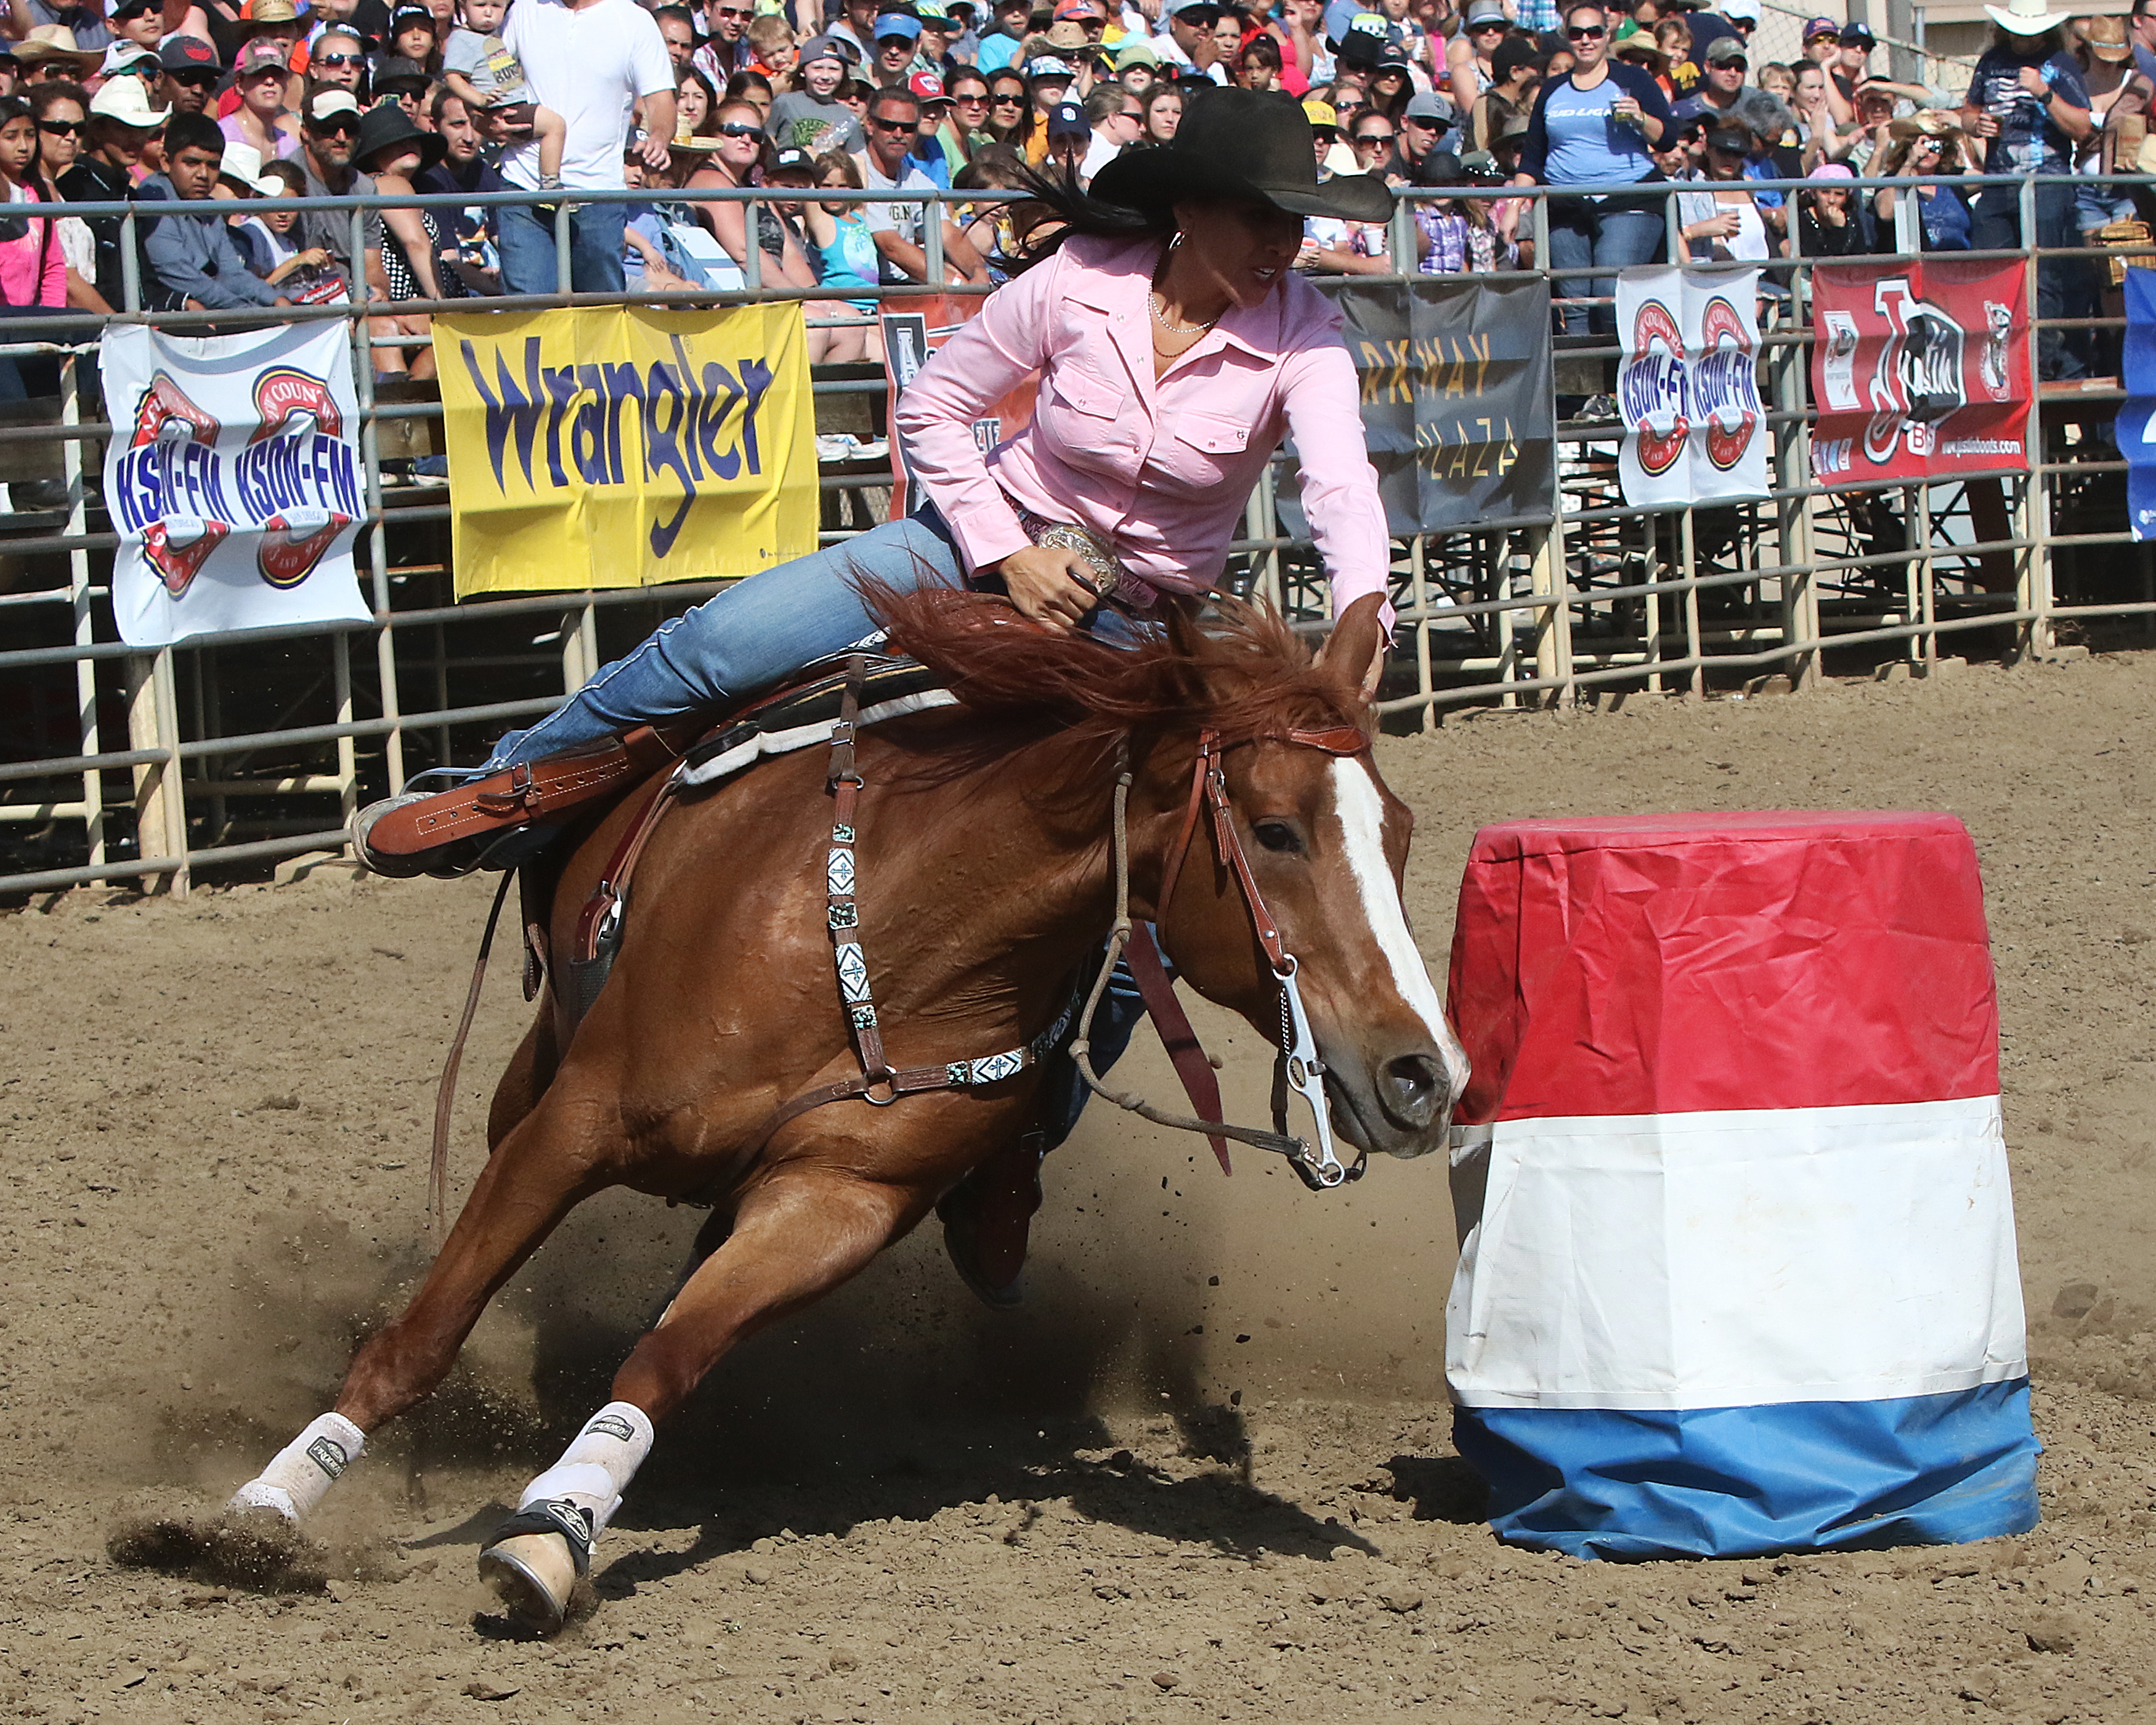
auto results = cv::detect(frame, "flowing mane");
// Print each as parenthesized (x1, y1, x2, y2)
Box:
(867, 583, 1370, 750)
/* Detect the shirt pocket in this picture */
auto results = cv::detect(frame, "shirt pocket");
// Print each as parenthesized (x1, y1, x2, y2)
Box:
(1037, 363, 1131, 466)
(1149, 408, 1255, 493)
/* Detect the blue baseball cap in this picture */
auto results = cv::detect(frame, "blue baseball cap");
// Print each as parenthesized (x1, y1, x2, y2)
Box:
(875, 12, 923, 39)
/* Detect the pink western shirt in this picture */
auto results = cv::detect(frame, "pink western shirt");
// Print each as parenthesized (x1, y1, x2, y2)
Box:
(892, 233, 1392, 620)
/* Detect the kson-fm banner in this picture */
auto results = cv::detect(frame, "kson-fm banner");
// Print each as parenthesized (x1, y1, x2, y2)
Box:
(1809, 259, 2028, 487)
(1615, 267, 1768, 509)
(435, 304, 817, 598)
(100, 320, 368, 648)
(2115, 268, 2156, 538)
(1290, 274, 1554, 537)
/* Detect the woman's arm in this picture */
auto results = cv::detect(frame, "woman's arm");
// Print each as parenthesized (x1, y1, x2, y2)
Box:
(374, 174, 444, 298)
(890, 246, 1064, 577)
(1276, 314, 1393, 627)
(264, 246, 334, 285)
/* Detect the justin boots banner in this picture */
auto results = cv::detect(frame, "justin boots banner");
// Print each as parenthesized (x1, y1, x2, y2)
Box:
(100, 320, 369, 649)
(1809, 258, 2029, 487)
(434, 303, 818, 598)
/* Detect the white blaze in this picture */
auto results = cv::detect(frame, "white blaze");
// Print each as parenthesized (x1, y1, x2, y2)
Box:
(1329, 758, 1469, 1090)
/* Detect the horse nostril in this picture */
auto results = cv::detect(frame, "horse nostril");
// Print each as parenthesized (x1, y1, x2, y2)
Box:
(1382, 1052, 1445, 1130)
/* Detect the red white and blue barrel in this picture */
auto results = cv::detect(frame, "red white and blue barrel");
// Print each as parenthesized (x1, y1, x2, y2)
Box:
(1443, 811, 2038, 1559)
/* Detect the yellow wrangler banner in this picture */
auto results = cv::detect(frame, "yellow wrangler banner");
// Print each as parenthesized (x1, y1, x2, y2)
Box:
(434, 304, 817, 598)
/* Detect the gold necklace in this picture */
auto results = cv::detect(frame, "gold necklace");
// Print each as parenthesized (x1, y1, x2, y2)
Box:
(1149, 290, 1219, 338)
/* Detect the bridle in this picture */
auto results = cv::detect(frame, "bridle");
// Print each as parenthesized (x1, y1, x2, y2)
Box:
(759, 661, 1375, 1191)
(1071, 721, 1374, 1191)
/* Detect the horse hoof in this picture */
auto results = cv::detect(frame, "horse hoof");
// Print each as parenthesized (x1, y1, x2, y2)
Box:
(478, 1532, 577, 1633)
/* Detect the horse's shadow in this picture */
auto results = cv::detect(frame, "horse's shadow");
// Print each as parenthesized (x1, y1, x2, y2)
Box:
(589, 1412, 1382, 1609)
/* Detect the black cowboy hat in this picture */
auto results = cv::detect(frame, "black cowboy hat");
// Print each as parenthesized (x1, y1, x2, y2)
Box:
(1090, 86, 1393, 223)
(353, 100, 445, 174)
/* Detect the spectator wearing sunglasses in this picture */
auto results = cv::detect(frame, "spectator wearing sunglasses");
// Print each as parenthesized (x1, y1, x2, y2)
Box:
(307, 28, 371, 102)
(1345, 109, 1402, 181)
(25, 79, 102, 312)
(1515, 2, 1672, 351)
(60, 77, 167, 309)
(295, 87, 387, 302)
(853, 86, 989, 284)
(694, 0, 752, 87)
(156, 36, 225, 118)
(1671, 34, 1794, 143)
(1448, 0, 1510, 113)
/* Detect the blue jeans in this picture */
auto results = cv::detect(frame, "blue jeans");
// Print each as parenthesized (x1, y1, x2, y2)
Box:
(489, 513, 968, 766)
(1547, 198, 1666, 340)
(1970, 180, 2086, 381)
(495, 200, 630, 296)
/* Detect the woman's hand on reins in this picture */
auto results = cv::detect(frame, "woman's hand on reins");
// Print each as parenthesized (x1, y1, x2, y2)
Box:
(995, 545, 1103, 631)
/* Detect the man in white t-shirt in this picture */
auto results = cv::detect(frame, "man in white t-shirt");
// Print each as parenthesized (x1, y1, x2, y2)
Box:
(1077, 83, 1141, 185)
(496, 0, 676, 293)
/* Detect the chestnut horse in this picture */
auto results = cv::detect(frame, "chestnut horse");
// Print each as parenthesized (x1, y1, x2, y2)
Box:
(216, 588, 1467, 1631)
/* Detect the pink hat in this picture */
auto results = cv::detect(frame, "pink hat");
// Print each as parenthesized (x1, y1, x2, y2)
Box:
(1806, 161, 1855, 181)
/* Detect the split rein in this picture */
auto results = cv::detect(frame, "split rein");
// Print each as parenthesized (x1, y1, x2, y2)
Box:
(774, 657, 1374, 1192)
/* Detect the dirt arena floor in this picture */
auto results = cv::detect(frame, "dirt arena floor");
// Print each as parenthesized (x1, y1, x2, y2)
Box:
(6, 652, 2156, 1724)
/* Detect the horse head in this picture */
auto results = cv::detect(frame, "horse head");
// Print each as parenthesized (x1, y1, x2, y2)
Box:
(873, 583, 1467, 1172)
(1139, 594, 1468, 1165)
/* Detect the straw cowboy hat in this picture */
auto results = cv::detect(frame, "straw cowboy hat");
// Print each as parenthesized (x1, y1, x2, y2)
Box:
(14, 25, 102, 75)
(2080, 13, 2134, 60)
(1090, 86, 1395, 222)
(1984, 0, 2070, 34)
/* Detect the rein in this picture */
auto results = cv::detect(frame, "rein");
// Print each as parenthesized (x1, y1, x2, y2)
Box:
(1070, 725, 1372, 1192)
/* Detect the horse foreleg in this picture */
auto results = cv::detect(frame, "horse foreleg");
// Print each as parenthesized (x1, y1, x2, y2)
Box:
(228, 1096, 604, 1524)
(477, 1164, 924, 1632)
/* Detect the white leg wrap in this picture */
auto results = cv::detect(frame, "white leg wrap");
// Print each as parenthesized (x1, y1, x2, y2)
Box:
(228, 1412, 367, 1523)
(517, 1402, 654, 1538)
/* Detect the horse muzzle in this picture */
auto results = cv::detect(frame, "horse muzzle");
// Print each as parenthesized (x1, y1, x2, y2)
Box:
(1326, 1039, 1467, 1161)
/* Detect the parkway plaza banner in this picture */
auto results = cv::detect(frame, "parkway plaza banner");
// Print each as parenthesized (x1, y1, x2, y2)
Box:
(1809, 258, 2030, 488)
(1615, 266, 1769, 510)
(100, 320, 369, 649)
(434, 304, 818, 598)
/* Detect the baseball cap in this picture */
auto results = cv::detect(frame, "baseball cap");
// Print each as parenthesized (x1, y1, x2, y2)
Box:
(1114, 38, 1157, 65)
(1052, 0, 1094, 17)
(874, 10, 922, 39)
(1719, 0, 1759, 21)
(306, 87, 363, 124)
(1703, 34, 1747, 62)
(768, 145, 817, 174)
(1302, 96, 1337, 128)
(109, 0, 158, 18)
(1046, 97, 1088, 139)
(387, 2, 434, 28)
(1491, 33, 1539, 78)
(1402, 89, 1454, 125)
(1334, 26, 1384, 68)
(1806, 160, 1856, 180)
(1171, 0, 1220, 18)
(97, 41, 158, 76)
(158, 33, 221, 71)
(88, 76, 163, 126)
(1463, 0, 1507, 25)
(1704, 123, 1751, 152)
(909, 68, 949, 100)
(798, 31, 857, 65)
(235, 36, 290, 73)
(1838, 20, 1874, 44)
(1023, 54, 1072, 77)
(1802, 14, 1838, 37)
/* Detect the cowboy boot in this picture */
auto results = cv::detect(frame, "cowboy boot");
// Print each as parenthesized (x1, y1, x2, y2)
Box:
(938, 1131, 1045, 1310)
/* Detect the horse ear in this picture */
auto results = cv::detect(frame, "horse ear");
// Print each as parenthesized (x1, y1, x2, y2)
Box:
(1316, 593, 1387, 691)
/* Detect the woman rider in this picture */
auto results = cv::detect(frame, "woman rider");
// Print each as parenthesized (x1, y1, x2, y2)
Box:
(355, 87, 1396, 1299)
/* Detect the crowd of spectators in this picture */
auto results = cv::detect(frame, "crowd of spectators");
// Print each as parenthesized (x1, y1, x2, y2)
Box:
(0, 0, 2146, 386)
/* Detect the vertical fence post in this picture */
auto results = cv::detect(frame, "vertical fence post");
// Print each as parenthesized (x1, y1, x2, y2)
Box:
(1528, 189, 1571, 706)
(1409, 531, 1435, 731)
(61, 349, 104, 866)
(126, 647, 188, 896)
(2015, 173, 2051, 660)
(332, 630, 359, 837)
(349, 290, 404, 800)
(119, 206, 140, 314)
(924, 190, 944, 287)
(554, 197, 573, 297)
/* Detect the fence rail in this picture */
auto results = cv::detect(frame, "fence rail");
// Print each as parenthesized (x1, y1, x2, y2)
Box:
(1, 173, 2147, 898)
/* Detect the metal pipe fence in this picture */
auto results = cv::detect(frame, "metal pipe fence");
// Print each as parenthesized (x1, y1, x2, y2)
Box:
(0, 172, 2146, 898)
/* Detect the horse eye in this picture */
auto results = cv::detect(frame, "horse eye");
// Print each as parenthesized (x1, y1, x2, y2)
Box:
(1252, 819, 1303, 855)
